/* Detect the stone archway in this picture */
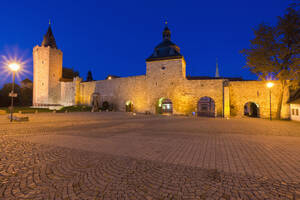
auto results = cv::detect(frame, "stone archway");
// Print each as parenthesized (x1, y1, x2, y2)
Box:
(125, 101, 134, 112)
(244, 102, 260, 118)
(157, 97, 173, 114)
(197, 96, 215, 117)
(91, 93, 100, 112)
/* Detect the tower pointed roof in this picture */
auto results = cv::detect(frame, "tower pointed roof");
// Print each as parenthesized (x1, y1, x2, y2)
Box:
(146, 23, 183, 61)
(41, 23, 57, 49)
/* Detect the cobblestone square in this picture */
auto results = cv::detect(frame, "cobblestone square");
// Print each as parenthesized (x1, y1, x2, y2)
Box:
(1, 112, 300, 199)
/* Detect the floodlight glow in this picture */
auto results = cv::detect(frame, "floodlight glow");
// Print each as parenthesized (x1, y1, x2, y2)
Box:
(9, 63, 20, 71)
(267, 82, 274, 88)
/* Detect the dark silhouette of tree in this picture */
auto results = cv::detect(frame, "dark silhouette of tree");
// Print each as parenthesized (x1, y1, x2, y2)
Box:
(73, 71, 80, 77)
(20, 87, 33, 106)
(241, 4, 300, 119)
(0, 83, 21, 107)
(86, 70, 93, 82)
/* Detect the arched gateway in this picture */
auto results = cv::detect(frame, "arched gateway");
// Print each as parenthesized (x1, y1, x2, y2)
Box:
(244, 102, 260, 117)
(157, 98, 173, 114)
(197, 96, 215, 117)
(91, 93, 100, 112)
(125, 101, 134, 112)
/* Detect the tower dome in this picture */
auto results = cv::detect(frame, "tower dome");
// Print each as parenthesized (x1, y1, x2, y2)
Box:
(146, 24, 183, 61)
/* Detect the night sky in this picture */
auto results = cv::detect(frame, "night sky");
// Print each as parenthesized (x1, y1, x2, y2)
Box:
(0, 0, 290, 86)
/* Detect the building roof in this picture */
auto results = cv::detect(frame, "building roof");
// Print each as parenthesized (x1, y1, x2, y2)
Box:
(146, 25, 183, 61)
(21, 78, 32, 83)
(62, 67, 75, 79)
(186, 76, 243, 81)
(288, 88, 300, 104)
(41, 25, 57, 49)
(59, 78, 73, 82)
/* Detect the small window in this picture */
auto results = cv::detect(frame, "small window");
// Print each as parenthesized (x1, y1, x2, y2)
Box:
(161, 66, 166, 70)
(169, 48, 175, 55)
(296, 109, 299, 116)
(292, 109, 295, 115)
(42, 61, 44, 64)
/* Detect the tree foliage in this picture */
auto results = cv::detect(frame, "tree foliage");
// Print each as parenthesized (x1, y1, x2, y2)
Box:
(241, 4, 300, 118)
(0, 83, 21, 107)
(0, 83, 33, 107)
(86, 70, 93, 82)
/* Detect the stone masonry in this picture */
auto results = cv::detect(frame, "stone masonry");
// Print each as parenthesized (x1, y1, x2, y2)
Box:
(33, 24, 290, 119)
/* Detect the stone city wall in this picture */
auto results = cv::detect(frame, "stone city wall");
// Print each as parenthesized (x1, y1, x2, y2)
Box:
(78, 75, 148, 112)
(229, 80, 290, 119)
(73, 57, 290, 119)
(76, 75, 225, 116)
(60, 81, 75, 106)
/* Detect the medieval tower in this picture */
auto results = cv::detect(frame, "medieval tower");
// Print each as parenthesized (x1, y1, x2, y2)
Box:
(33, 24, 63, 106)
(146, 25, 186, 80)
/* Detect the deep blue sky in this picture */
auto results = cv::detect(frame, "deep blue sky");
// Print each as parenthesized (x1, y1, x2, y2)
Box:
(0, 0, 291, 86)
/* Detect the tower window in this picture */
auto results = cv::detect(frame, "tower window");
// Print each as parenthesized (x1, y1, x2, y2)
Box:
(161, 66, 166, 70)
(169, 48, 175, 55)
(42, 61, 44, 64)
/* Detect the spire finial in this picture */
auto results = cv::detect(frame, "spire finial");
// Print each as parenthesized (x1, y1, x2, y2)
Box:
(49, 19, 51, 25)
(163, 20, 171, 40)
(215, 57, 220, 77)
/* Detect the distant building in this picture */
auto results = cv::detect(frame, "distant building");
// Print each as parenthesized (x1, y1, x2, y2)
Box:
(106, 75, 120, 80)
(32, 24, 292, 119)
(20, 78, 33, 89)
(288, 89, 300, 121)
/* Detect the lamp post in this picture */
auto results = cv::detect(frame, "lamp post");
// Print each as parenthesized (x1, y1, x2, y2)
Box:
(266, 82, 274, 120)
(8, 63, 20, 122)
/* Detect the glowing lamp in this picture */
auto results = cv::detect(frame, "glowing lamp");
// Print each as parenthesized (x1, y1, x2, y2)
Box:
(9, 63, 20, 72)
(266, 82, 274, 88)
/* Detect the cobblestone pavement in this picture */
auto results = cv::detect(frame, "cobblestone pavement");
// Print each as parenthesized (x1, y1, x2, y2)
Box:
(0, 112, 300, 199)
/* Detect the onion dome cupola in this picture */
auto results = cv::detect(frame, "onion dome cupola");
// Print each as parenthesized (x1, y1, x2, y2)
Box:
(146, 23, 183, 61)
(41, 23, 57, 49)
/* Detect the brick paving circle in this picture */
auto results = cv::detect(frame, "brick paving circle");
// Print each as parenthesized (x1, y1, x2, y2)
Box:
(0, 112, 300, 199)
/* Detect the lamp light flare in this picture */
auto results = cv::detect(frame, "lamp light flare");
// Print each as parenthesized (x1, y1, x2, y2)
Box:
(0, 53, 31, 83)
(267, 82, 274, 88)
(8, 63, 20, 71)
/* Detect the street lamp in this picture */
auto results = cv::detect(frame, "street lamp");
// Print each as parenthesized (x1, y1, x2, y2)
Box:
(8, 63, 20, 122)
(266, 82, 274, 120)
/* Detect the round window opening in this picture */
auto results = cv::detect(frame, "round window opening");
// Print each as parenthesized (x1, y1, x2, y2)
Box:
(161, 66, 166, 70)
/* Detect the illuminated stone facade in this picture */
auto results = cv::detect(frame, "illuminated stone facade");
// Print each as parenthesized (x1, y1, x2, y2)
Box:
(33, 25, 290, 119)
(33, 44, 63, 106)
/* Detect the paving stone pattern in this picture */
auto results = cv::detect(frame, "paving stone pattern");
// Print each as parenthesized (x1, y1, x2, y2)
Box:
(0, 112, 300, 199)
